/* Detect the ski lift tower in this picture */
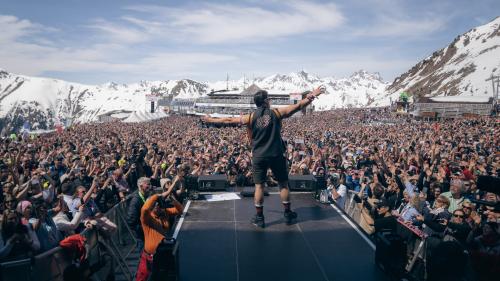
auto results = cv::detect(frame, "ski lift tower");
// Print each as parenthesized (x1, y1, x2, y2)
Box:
(485, 75, 500, 115)
(485, 75, 500, 100)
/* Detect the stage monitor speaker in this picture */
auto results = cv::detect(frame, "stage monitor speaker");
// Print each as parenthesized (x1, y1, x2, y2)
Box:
(198, 174, 228, 191)
(288, 175, 316, 191)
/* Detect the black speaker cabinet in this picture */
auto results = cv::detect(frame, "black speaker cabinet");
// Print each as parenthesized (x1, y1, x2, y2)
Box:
(288, 175, 316, 191)
(198, 174, 228, 191)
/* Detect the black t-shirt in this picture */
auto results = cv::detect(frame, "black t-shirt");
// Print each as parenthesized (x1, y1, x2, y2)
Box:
(374, 215, 397, 233)
(251, 107, 285, 158)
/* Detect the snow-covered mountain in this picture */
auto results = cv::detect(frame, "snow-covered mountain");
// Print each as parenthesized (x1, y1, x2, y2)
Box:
(383, 16, 500, 102)
(0, 69, 207, 132)
(0, 69, 388, 132)
(208, 70, 389, 110)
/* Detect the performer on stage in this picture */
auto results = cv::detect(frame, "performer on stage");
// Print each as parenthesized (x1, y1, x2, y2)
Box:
(202, 86, 325, 228)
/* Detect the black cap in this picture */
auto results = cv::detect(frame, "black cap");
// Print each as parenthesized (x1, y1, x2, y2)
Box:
(254, 90, 268, 107)
(155, 196, 173, 209)
(376, 198, 391, 209)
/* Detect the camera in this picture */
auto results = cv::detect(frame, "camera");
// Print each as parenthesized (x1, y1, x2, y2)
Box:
(469, 176, 500, 212)
(363, 198, 373, 212)
(353, 194, 374, 212)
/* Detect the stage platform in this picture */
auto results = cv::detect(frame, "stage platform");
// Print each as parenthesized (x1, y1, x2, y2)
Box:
(176, 193, 389, 281)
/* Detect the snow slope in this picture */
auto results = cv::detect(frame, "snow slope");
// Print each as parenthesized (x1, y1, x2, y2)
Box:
(382, 16, 500, 103)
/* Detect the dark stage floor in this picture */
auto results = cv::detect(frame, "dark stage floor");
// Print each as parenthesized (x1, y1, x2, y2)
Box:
(177, 193, 389, 281)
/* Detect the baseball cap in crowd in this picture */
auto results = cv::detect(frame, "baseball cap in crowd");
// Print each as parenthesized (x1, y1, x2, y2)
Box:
(160, 178, 172, 190)
(376, 198, 391, 210)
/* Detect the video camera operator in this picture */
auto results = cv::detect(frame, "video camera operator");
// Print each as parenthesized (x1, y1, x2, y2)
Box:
(326, 173, 346, 209)
(135, 190, 183, 281)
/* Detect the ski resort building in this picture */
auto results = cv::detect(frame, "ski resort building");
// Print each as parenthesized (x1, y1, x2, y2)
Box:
(188, 84, 303, 116)
(412, 96, 496, 119)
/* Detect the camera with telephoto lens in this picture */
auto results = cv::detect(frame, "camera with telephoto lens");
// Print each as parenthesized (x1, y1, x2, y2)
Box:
(469, 176, 500, 212)
(363, 197, 373, 212)
(353, 194, 374, 213)
(157, 196, 174, 209)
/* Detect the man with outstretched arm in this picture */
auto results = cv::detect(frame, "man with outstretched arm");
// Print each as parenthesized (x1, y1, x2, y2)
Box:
(202, 86, 325, 228)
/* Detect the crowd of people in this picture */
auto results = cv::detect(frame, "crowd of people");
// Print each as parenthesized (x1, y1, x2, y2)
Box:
(0, 107, 498, 280)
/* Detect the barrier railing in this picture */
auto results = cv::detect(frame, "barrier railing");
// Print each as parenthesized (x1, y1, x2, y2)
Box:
(340, 190, 429, 280)
(0, 193, 139, 281)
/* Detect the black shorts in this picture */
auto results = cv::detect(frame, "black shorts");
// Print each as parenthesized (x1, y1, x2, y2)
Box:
(252, 155, 288, 184)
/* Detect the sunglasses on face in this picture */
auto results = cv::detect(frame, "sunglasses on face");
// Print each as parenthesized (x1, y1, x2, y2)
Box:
(453, 214, 464, 218)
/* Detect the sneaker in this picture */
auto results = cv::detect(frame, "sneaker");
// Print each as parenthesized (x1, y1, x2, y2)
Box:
(251, 215, 265, 228)
(284, 211, 297, 225)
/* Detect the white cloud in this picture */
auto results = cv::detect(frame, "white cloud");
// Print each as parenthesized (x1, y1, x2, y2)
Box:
(350, 16, 447, 38)
(124, 1, 344, 44)
(0, 15, 57, 44)
(85, 19, 150, 44)
(0, 13, 238, 81)
(0, 1, 466, 84)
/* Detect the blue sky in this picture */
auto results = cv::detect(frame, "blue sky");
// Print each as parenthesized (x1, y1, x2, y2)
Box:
(0, 0, 498, 84)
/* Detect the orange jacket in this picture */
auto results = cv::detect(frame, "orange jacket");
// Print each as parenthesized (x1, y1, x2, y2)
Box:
(140, 194, 183, 255)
